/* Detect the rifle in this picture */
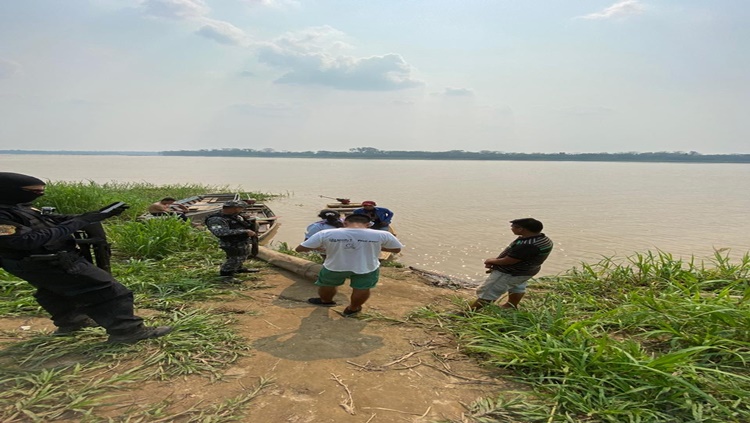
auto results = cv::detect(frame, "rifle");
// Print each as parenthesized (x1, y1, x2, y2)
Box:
(74, 222, 112, 273)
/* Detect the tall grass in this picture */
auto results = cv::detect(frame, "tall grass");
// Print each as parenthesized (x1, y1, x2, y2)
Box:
(107, 218, 216, 260)
(434, 250, 750, 422)
(0, 181, 274, 422)
(38, 181, 278, 220)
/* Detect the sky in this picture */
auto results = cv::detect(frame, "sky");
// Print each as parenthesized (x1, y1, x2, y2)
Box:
(0, 0, 748, 154)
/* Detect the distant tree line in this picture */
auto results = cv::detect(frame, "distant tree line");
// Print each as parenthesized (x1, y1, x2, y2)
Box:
(160, 147, 750, 163)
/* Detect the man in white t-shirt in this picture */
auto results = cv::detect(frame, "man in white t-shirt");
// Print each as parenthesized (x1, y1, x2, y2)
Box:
(295, 214, 404, 316)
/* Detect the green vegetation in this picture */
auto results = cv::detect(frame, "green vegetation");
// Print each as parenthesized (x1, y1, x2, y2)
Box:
(108, 218, 215, 260)
(38, 181, 277, 220)
(0, 182, 273, 422)
(424, 250, 750, 423)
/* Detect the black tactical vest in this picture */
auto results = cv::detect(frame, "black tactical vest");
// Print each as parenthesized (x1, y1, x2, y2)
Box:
(0, 205, 76, 256)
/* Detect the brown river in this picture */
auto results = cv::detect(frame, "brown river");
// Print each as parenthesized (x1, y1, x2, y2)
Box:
(2, 155, 749, 282)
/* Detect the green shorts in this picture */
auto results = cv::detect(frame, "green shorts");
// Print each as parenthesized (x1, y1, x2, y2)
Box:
(314, 267, 380, 290)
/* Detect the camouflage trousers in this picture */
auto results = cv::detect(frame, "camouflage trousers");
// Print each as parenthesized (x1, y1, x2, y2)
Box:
(219, 242, 250, 274)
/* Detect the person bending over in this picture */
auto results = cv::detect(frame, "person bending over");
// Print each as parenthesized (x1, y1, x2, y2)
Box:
(304, 209, 344, 240)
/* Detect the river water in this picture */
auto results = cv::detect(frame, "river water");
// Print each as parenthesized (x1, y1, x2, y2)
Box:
(2, 155, 749, 282)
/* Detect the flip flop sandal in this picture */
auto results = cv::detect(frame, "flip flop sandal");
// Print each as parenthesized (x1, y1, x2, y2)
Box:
(308, 298, 337, 307)
(342, 307, 361, 317)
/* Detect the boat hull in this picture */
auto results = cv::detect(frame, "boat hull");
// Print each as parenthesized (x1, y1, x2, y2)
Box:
(140, 193, 280, 243)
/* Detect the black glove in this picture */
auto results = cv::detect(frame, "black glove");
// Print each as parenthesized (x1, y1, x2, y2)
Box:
(78, 212, 108, 224)
(99, 202, 130, 218)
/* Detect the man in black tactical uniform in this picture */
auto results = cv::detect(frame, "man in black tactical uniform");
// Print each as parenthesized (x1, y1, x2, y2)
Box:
(206, 200, 261, 278)
(0, 172, 172, 344)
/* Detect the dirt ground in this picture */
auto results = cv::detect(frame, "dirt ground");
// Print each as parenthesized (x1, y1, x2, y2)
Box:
(1, 267, 518, 423)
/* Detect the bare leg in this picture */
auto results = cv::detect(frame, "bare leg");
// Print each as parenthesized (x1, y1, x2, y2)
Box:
(318, 286, 337, 303)
(469, 298, 492, 311)
(501, 292, 525, 309)
(348, 288, 371, 311)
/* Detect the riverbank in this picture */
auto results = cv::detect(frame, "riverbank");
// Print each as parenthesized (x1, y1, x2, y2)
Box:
(2, 248, 748, 422)
(0, 261, 503, 422)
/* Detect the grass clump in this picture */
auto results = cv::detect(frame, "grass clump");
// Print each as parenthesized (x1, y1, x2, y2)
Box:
(101, 378, 273, 423)
(0, 364, 142, 422)
(107, 218, 215, 260)
(0, 310, 252, 422)
(0, 274, 41, 316)
(433, 250, 750, 423)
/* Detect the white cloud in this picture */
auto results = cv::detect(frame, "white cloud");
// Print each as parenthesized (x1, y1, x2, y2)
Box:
(140, 0, 210, 20)
(141, 0, 249, 46)
(578, 0, 645, 20)
(442, 87, 474, 97)
(196, 19, 248, 46)
(0, 59, 22, 78)
(255, 27, 423, 91)
(243, 0, 300, 9)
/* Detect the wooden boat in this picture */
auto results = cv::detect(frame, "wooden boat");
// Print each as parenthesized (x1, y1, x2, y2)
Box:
(321, 198, 398, 261)
(141, 193, 280, 245)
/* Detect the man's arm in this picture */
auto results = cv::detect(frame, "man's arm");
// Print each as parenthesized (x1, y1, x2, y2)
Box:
(381, 208, 393, 224)
(206, 218, 253, 238)
(0, 214, 105, 251)
(484, 256, 522, 266)
(172, 204, 189, 212)
(380, 233, 403, 253)
(148, 203, 168, 213)
(296, 233, 324, 252)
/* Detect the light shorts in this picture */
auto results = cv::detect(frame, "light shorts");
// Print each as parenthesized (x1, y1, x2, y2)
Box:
(476, 270, 533, 301)
(315, 267, 380, 290)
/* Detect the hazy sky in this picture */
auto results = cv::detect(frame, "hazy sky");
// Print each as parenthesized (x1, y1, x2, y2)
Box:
(0, 0, 748, 153)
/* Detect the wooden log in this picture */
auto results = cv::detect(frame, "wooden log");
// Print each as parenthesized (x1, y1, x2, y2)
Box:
(256, 246, 322, 281)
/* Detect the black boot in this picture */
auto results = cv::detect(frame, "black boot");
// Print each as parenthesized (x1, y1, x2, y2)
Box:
(236, 268, 260, 273)
(53, 316, 99, 336)
(107, 326, 173, 344)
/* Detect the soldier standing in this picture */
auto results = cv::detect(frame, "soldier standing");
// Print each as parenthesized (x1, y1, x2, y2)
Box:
(0, 172, 172, 344)
(206, 201, 261, 278)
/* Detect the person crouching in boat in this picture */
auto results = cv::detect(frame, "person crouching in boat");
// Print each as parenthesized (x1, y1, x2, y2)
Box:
(352, 200, 393, 231)
(147, 197, 188, 221)
(205, 201, 260, 278)
(304, 209, 344, 240)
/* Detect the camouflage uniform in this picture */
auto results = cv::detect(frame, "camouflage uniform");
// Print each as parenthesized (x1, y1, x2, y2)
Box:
(205, 208, 258, 276)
